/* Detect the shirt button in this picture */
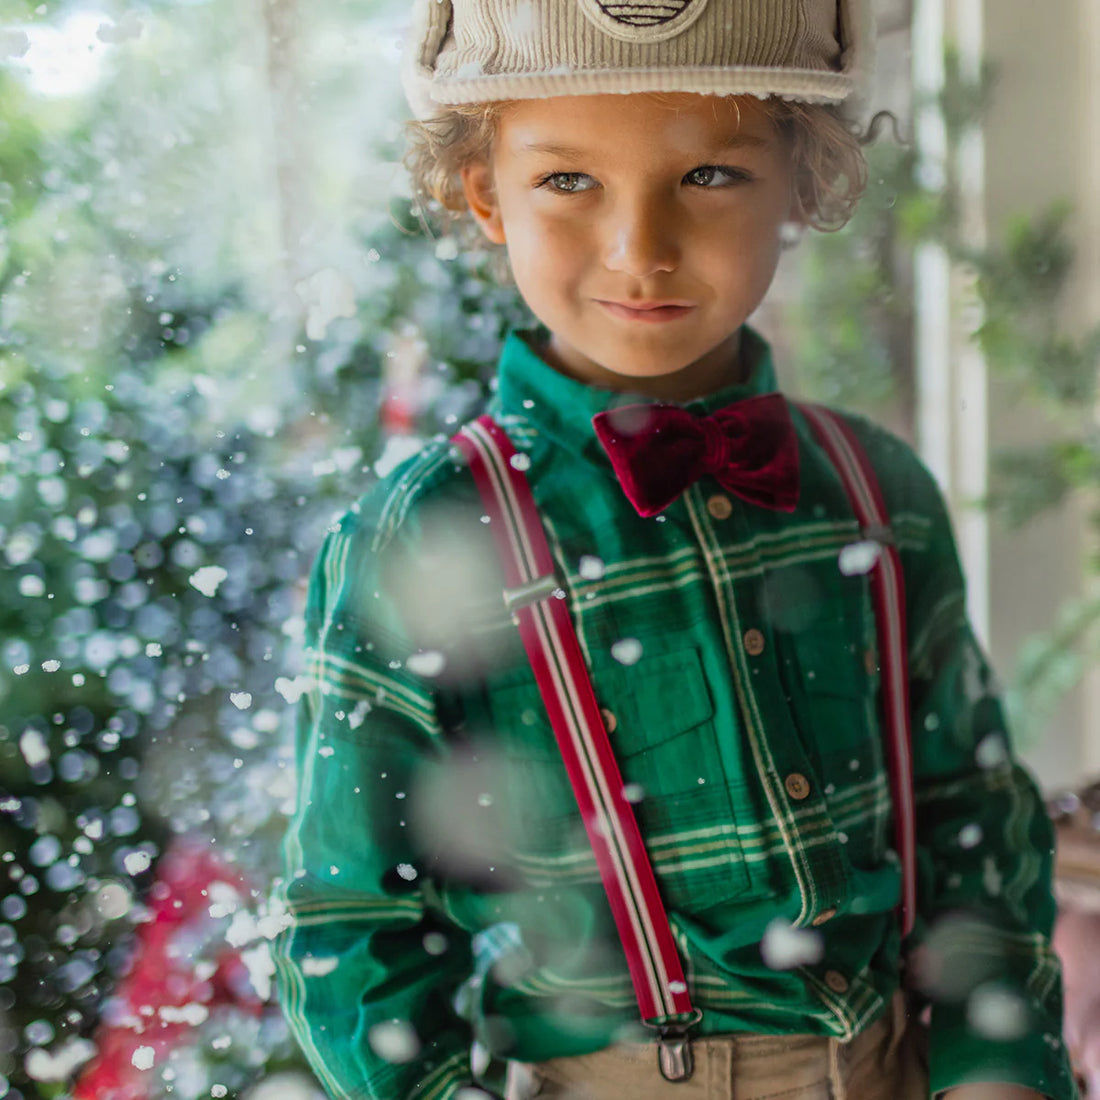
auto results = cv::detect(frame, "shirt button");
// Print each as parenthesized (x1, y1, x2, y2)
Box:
(864, 647, 878, 676)
(784, 773, 811, 800)
(742, 628, 766, 656)
(706, 494, 733, 520)
(824, 970, 850, 994)
(599, 707, 618, 734)
(812, 908, 838, 927)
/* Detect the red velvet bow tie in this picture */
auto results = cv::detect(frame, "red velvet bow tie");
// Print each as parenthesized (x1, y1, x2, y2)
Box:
(591, 394, 801, 518)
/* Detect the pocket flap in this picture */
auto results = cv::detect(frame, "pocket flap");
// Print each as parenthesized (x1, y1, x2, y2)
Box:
(488, 647, 714, 760)
(601, 648, 714, 753)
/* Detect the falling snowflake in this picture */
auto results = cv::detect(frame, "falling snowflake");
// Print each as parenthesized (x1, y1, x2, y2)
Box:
(975, 732, 1008, 770)
(131, 1046, 156, 1071)
(837, 540, 882, 576)
(406, 650, 446, 678)
(123, 851, 152, 875)
(368, 1020, 421, 1065)
(275, 675, 313, 704)
(189, 565, 228, 597)
(610, 638, 643, 666)
(579, 555, 606, 580)
(423, 932, 449, 956)
(241, 942, 276, 1000)
(966, 984, 1029, 1040)
(19, 575, 46, 597)
(302, 956, 340, 978)
(759, 917, 824, 970)
(434, 237, 459, 261)
(24, 1038, 96, 1082)
(19, 729, 50, 767)
(295, 267, 357, 341)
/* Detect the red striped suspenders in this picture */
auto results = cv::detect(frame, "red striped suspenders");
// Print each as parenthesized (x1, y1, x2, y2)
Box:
(798, 404, 916, 938)
(451, 416, 699, 1081)
(452, 403, 915, 1079)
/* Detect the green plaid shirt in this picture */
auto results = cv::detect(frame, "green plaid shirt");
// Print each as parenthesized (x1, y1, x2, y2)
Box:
(274, 328, 1075, 1100)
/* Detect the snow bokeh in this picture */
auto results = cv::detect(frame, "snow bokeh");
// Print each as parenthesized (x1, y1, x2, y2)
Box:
(0, 0, 533, 1095)
(759, 918, 825, 970)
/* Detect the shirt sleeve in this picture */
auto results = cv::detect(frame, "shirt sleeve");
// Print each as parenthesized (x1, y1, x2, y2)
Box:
(272, 505, 487, 1100)
(895, 448, 1077, 1100)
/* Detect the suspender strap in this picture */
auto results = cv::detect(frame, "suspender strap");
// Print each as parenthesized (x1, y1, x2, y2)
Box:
(452, 415, 696, 1029)
(798, 403, 917, 937)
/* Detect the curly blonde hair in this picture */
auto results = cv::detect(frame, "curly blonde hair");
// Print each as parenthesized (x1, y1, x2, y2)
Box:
(404, 96, 868, 247)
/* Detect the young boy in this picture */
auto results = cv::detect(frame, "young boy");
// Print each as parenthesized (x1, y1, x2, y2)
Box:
(273, 2, 1076, 1098)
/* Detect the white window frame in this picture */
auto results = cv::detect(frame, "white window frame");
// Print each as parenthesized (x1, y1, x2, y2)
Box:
(912, 0, 991, 646)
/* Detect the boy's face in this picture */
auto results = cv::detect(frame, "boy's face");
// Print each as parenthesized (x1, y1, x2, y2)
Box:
(461, 93, 799, 401)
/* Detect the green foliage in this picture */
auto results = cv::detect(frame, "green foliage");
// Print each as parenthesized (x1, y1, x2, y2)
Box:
(972, 204, 1076, 311)
(937, 46, 997, 135)
(935, 61, 1100, 738)
(790, 42, 1099, 743)
(787, 141, 915, 414)
(965, 204, 1100, 413)
(0, 74, 46, 225)
(785, 46, 997, 414)
(986, 439, 1100, 528)
(1005, 596, 1100, 746)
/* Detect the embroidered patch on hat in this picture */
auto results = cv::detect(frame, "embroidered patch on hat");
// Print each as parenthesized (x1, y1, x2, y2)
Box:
(578, 0, 710, 44)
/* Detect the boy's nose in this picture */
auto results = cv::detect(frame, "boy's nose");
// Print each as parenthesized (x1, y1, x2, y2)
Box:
(603, 197, 681, 278)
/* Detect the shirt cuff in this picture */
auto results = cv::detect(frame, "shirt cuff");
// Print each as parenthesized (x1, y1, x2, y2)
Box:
(927, 999, 1078, 1100)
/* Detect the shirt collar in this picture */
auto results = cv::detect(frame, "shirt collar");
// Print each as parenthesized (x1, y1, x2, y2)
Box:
(494, 326, 781, 464)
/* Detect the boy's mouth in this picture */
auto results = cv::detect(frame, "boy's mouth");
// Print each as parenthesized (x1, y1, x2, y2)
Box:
(597, 300, 696, 323)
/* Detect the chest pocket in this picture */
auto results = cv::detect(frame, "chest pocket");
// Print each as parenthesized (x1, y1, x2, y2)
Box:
(486, 648, 753, 912)
(782, 568, 880, 750)
(785, 601, 890, 864)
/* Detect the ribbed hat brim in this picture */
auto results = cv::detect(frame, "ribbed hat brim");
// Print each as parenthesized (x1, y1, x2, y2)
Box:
(428, 65, 852, 106)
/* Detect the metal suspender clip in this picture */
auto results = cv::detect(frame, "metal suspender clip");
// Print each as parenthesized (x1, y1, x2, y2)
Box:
(650, 1008, 702, 1083)
(502, 573, 560, 613)
(657, 1027, 695, 1083)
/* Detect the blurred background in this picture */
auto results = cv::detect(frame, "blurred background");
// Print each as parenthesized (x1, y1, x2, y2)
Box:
(0, 0, 1097, 1097)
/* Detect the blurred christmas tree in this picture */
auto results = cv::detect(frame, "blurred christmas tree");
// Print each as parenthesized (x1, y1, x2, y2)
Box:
(0, 2, 528, 1096)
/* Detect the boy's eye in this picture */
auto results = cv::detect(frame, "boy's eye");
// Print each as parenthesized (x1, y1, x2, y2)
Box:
(536, 172, 597, 194)
(684, 165, 752, 188)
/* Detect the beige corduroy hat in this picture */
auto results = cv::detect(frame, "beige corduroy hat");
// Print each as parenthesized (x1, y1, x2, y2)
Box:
(403, 0, 871, 120)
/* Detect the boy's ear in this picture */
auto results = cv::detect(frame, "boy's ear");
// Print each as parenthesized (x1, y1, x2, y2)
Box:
(460, 162, 506, 246)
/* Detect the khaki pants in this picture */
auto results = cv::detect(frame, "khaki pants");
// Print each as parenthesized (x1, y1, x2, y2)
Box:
(506, 994, 928, 1100)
